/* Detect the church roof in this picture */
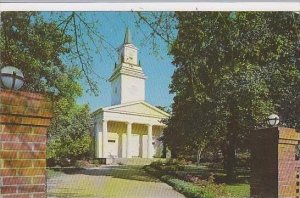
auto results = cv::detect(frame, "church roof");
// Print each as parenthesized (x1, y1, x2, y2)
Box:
(124, 27, 132, 44)
(92, 101, 170, 118)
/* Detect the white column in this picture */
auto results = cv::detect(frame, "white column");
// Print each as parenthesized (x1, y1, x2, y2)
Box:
(102, 120, 108, 158)
(122, 133, 127, 158)
(126, 122, 132, 158)
(94, 120, 100, 158)
(147, 124, 153, 158)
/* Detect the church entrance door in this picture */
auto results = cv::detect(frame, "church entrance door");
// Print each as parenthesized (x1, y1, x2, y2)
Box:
(131, 134, 140, 157)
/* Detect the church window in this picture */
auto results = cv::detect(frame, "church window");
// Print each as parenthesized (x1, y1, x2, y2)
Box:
(115, 87, 117, 93)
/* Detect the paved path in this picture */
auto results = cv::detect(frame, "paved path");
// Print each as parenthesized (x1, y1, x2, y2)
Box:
(47, 165, 186, 198)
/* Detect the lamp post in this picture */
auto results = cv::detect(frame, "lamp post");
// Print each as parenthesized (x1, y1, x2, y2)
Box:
(267, 114, 280, 127)
(0, 66, 24, 90)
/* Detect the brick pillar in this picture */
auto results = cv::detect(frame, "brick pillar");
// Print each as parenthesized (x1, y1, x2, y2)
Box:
(278, 128, 300, 198)
(0, 90, 52, 198)
(251, 127, 300, 198)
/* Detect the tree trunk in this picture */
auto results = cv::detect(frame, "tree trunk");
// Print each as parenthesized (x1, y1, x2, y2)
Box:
(226, 134, 237, 182)
(196, 149, 202, 165)
(225, 117, 238, 182)
(171, 147, 178, 158)
(162, 142, 167, 158)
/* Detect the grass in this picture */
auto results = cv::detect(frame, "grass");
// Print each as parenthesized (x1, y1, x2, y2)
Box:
(225, 184, 250, 198)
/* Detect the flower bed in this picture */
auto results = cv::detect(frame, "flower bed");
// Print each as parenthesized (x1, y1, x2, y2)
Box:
(144, 160, 230, 198)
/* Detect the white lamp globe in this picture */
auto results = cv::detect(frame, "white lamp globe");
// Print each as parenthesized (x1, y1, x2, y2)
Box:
(0, 66, 24, 90)
(267, 114, 280, 127)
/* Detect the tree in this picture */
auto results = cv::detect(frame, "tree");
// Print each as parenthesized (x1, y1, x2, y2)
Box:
(0, 12, 93, 164)
(156, 105, 171, 114)
(0, 12, 82, 100)
(163, 12, 300, 181)
(47, 100, 92, 164)
(163, 94, 224, 163)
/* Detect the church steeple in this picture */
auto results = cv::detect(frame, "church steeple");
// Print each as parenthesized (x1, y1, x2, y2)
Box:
(109, 28, 147, 106)
(124, 27, 132, 44)
(117, 27, 139, 66)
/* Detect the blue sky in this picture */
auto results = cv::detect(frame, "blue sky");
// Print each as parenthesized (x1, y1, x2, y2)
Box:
(53, 12, 176, 112)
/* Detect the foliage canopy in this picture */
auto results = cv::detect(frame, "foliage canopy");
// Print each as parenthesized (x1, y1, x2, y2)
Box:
(0, 12, 93, 164)
(47, 101, 92, 164)
(0, 12, 82, 99)
(161, 12, 300, 180)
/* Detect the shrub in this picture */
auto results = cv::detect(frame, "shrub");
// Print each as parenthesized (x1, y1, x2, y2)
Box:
(175, 171, 216, 185)
(149, 159, 185, 172)
(149, 160, 164, 170)
(47, 103, 92, 166)
(47, 134, 92, 166)
(166, 158, 187, 166)
(92, 159, 102, 166)
(161, 164, 185, 172)
(162, 175, 216, 198)
(74, 160, 89, 168)
(145, 166, 220, 198)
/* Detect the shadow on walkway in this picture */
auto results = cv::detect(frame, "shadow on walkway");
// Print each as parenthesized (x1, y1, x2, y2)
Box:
(47, 190, 95, 198)
(52, 165, 160, 182)
(82, 165, 160, 182)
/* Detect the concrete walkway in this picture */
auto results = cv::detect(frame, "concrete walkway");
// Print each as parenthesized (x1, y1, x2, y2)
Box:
(47, 165, 186, 198)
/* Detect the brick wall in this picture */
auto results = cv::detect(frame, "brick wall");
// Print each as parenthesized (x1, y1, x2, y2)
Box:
(278, 128, 300, 198)
(251, 127, 300, 198)
(0, 90, 52, 198)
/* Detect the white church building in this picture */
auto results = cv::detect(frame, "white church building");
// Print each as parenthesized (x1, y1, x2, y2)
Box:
(92, 28, 169, 160)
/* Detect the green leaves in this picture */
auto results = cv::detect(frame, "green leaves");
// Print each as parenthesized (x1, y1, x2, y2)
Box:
(47, 100, 92, 163)
(163, 12, 300, 176)
(0, 12, 82, 100)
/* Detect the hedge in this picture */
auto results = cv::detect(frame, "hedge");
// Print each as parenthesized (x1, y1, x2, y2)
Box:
(144, 166, 217, 198)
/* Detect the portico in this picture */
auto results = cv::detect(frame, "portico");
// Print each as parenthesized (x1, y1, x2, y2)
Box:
(93, 101, 168, 159)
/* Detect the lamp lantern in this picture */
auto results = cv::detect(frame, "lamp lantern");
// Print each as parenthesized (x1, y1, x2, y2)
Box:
(267, 114, 280, 127)
(0, 66, 24, 90)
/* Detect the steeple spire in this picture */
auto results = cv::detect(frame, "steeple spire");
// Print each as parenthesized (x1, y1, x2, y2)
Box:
(124, 27, 132, 44)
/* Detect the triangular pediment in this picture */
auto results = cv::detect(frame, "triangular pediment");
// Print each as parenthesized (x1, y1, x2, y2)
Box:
(102, 101, 169, 118)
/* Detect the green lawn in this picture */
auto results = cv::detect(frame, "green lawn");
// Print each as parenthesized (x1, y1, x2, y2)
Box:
(225, 184, 250, 198)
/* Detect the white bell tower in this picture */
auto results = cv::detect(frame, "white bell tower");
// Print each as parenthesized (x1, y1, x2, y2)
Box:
(109, 28, 147, 106)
